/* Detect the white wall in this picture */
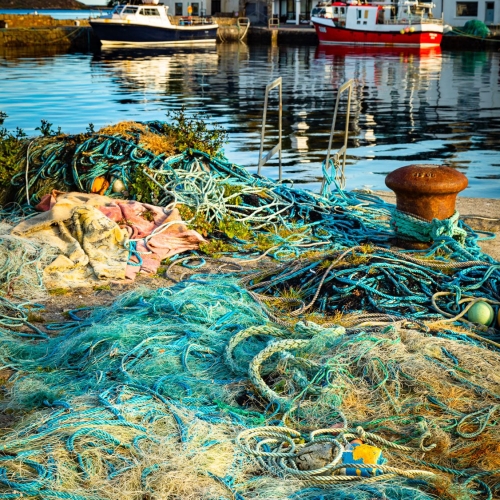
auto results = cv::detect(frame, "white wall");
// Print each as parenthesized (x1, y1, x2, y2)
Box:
(433, 0, 499, 27)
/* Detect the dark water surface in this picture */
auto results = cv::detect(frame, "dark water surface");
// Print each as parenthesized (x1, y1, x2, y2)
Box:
(1, 44, 499, 198)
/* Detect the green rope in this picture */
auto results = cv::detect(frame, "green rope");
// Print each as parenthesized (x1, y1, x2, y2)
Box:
(391, 209, 467, 245)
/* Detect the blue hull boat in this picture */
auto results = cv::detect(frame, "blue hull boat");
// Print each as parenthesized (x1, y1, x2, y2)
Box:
(90, 2, 218, 46)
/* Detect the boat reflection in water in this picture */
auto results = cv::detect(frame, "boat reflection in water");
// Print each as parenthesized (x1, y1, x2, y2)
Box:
(92, 46, 220, 95)
(315, 44, 442, 67)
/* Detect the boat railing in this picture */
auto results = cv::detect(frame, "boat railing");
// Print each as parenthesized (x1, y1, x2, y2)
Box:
(383, 16, 442, 24)
(89, 8, 108, 18)
(176, 15, 216, 25)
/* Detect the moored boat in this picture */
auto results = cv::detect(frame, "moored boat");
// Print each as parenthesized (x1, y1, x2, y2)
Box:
(90, 0, 218, 47)
(311, 0, 443, 47)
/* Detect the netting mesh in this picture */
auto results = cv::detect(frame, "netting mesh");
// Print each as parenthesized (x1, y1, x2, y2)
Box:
(0, 227, 57, 301)
(0, 277, 497, 499)
(0, 124, 498, 499)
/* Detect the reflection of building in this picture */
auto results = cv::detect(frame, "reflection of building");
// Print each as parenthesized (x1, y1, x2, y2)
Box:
(432, 0, 499, 27)
(290, 111, 310, 153)
(290, 133, 309, 152)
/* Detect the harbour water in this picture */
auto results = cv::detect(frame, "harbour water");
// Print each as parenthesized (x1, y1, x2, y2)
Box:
(0, 43, 499, 198)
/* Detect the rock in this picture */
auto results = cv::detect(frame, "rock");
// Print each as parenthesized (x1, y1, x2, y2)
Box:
(295, 443, 337, 471)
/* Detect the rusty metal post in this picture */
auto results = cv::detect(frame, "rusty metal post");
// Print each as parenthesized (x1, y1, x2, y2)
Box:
(385, 164, 468, 248)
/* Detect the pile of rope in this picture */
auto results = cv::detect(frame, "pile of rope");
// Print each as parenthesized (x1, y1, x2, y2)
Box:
(0, 121, 498, 499)
(241, 246, 500, 340)
(0, 277, 498, 499)
(8, 122, 495, 265)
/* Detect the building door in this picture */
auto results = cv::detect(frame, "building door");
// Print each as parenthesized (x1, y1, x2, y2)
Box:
(485, 2, 494, 23)
(245, 0, 268, 25)
(212, 0, 221, 14)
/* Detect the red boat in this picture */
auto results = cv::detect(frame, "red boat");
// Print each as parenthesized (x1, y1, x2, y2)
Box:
(311, 0, 443, 47)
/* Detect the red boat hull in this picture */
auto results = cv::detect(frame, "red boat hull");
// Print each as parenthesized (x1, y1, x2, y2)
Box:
(314, 24, 442, 46)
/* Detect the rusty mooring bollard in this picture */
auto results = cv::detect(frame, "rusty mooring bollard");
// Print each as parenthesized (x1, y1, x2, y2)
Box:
(385, 164, 468, 248)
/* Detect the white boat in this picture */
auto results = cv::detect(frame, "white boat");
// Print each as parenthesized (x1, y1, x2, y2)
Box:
(311, 0, 443, 47)
(90, 1, 218, 47)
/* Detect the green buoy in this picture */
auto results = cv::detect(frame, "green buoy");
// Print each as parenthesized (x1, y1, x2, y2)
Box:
(467, 301, 494, 327)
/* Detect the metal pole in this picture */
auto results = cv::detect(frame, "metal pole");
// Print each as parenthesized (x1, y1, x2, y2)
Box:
(258, 77, 283, 181)
(321, 79, 354, 192)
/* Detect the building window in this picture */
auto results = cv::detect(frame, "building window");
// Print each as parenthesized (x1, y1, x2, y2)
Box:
(191, 2, 200, 15)
(456, 2, 478, 16)
(175, 2, 183, 15)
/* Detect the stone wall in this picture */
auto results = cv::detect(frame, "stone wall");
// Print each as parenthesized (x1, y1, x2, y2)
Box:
(0, 13, 88, 28)
(0, 26, 94, 49)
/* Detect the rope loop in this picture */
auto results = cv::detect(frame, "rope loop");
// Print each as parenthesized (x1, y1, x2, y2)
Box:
(391, 209, 467, 245)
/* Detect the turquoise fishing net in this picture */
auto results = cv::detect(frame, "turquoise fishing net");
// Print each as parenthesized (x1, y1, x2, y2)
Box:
(0, 124, 498, 499)
(9, 126, 496, 265)
(461, 20, 490, 37)
(0, 276, 498, 499)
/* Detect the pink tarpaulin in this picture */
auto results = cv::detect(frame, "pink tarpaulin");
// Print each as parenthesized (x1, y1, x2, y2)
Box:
(33, 192, 206, 281)
(98, 200, 205, 279)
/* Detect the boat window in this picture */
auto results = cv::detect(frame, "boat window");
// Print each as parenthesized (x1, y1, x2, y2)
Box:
(340, 7, 345, 14)
(140, 8, 160, 16)
(311, 7, 326, 15)
(123, 7, 138, 14)
(357, 8, 362, 18)
(364, 9, 369, 18)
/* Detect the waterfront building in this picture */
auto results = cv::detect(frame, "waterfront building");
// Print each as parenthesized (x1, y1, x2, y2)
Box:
(433, 0, 499, 27)
(161, 0, 239, 17)
(237, 0, 499, 27)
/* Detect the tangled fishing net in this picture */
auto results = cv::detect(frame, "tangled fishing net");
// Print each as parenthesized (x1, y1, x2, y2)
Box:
(0, 222, 57, 301)
(0, 119, 498, 499)
(0, 277, 498, 499)
(4, 119, 496, 266)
